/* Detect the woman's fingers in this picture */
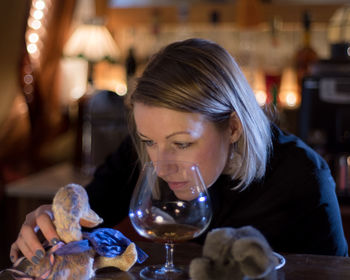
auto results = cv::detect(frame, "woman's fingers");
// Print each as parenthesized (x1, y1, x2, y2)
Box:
(10, 224, 44, 264)
(36, 212, 60, 245)
(9, 204, 59, 264)
(9, 242, 19, 263)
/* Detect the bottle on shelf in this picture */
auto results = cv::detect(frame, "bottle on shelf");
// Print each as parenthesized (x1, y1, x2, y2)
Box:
(125, 47, 137, 95)
(295, 11, 318, 86)
(126, 47, 136, 79)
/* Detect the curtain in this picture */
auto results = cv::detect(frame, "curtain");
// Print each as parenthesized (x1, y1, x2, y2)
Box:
(0, 0, 77, 183)
(30, 0, 77, 148)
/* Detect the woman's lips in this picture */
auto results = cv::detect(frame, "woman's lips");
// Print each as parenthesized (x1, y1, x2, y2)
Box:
(168, 181, 188, 190)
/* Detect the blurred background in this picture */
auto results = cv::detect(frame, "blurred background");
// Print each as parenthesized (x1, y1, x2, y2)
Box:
(1, 0, 350, 268)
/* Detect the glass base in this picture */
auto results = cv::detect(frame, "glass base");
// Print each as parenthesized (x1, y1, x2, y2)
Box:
(140, 265, 189, 280)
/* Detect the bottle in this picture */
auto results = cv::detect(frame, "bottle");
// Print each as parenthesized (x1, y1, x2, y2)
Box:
(125, 47, 137, 95)
(125, 47, 136, 79)
(295, 11, 318, 85)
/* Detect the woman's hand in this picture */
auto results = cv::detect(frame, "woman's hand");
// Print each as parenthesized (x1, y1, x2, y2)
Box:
(10, 204, 60, 265)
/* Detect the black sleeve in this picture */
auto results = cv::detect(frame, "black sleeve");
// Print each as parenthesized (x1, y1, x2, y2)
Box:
(85, 135, 140, 227)
(284, 165, 348, 256)
(266, 128, 348, 256)
(307, 167, 349, 256)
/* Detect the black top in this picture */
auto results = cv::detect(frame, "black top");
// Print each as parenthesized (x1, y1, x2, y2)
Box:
(85, 124, 348, 256)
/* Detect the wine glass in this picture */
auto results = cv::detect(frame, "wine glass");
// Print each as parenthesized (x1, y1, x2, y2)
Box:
(129, 160, 212, 279)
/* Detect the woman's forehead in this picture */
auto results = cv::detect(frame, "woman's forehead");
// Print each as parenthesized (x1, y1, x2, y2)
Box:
(133, 103, 203, 120)
(133, 103, 210, 138)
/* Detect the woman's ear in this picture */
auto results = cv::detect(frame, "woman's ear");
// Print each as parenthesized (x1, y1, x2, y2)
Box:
(229, 112, 242, 143)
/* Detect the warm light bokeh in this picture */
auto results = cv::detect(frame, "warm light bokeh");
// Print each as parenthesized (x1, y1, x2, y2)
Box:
(279, 67, 301, 109)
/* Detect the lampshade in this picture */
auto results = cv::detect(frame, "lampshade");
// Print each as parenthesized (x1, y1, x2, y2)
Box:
(328, 4, 350, 44)
(64, 19, 120, 63)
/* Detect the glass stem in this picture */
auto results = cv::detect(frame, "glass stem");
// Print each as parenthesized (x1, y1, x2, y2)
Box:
(164, 242, 175, 271)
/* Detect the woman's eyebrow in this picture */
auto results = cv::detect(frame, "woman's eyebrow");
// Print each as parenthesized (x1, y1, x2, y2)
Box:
(137, 131, 191, 140)
(137, 132, 150, 139)
(166, 131, 191, 139)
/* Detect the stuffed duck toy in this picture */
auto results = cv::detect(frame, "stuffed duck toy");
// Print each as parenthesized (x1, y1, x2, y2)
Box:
(189, 226, 279, 280)
(0, 183, 147, 280)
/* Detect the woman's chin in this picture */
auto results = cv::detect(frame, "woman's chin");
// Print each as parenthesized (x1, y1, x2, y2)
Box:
(173, 189, 199, 201)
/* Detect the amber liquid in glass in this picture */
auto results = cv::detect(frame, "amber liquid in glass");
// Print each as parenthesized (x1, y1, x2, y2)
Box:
(144, 224, 202, 243)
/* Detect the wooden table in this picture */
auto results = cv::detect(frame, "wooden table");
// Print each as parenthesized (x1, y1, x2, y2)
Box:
(94, 242, 350, 280)
(4, 162, 92, 230)
(5, 162, 92, 199)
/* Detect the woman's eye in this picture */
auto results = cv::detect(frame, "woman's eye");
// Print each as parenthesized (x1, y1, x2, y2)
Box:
(141, 140, 155, 147)
(174, 142, 192, 149)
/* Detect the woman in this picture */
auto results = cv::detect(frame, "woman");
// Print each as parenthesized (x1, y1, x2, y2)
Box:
(10, 38, 348, 265)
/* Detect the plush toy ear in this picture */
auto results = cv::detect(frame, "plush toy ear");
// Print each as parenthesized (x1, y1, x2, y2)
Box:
(189, 257, 213, 280)
(232, 237, 275, 279)
(202, 227, 236, 261)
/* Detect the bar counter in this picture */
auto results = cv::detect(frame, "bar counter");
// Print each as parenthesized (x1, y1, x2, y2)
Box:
(94, 241, 350, 280)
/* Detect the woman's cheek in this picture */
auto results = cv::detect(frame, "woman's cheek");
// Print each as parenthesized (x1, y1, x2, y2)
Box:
(145, 147, 155, 161)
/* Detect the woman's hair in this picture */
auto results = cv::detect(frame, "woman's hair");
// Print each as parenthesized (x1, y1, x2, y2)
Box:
(128, 38, 272, 190)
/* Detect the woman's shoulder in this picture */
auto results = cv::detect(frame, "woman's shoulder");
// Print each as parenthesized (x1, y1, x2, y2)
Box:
(270, 124, 329, 172)
(265, 124, 336, 198)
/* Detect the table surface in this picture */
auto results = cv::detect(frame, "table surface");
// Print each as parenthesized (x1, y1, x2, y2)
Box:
(94, 242, 350, 280)
(4, 164, 350, 279)
(5, 162, 92, 199)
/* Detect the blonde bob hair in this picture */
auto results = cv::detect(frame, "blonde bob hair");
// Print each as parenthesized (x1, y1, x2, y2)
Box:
(128, 38, 272, 190)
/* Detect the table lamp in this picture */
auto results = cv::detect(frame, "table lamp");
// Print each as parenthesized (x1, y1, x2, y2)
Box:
(63, 17, 120, 88)
(63, 18, 120, 175)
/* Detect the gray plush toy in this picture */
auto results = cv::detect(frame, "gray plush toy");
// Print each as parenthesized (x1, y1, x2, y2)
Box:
(189, 226, 278, 280)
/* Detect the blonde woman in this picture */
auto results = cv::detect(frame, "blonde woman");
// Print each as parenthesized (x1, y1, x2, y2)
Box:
(10, 38, 348, 265)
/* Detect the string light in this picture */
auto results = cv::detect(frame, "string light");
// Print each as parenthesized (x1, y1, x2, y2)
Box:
(34, 0, 46, 10)
(27, 43, 38, 54)
(28, 32, 39, 43)
(24, 74, 34, 85)
(25, 0, 51, 65)
(33, 10, 44, 20)
(22, 0, 51, 99)
(29, 19, 42, 30)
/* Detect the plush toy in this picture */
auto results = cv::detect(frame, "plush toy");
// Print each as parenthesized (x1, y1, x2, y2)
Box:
(0, 183, 147, 280)
(189, 226, 279, 280)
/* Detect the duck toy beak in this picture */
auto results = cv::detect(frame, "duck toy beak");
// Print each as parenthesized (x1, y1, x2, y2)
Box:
(80, 208, 103, 228)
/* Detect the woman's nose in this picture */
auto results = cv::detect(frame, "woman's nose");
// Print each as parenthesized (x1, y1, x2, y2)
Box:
(155, 160, 179, 178)
(154, 147, 173, 163)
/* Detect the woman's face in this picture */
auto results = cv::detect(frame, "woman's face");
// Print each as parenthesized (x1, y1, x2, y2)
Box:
(133, 103, 232, 198)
